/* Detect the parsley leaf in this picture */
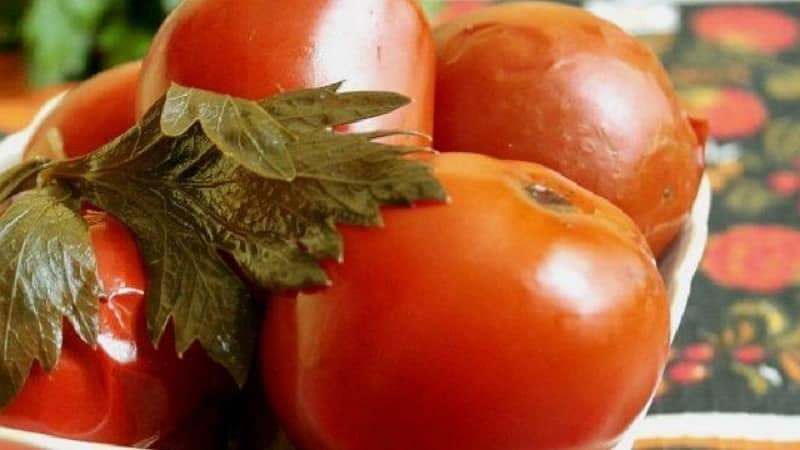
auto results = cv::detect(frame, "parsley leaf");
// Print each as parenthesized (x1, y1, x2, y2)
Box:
(0, 83, 445, 402)
(161, 84, 297, 181)
(0, 159, 51, 203)
(22, 0, 115, 86)
(52, 102, 257, 385)
(43, 84, 446, 387)
(0, 184, 100, 406)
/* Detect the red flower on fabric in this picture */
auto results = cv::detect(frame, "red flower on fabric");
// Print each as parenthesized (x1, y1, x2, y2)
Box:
(668, 361, 710, 385)
(734, 345, 767, 364)
(768, 171, 800, 196)
(703, 225, 800, 293)
(681, 87, 767, 140)
(692, 6, 799, 53)
(683, 342, 715, 362)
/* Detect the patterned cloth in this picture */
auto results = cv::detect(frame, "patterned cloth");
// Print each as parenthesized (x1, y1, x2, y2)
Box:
(424, 1, 800, 449)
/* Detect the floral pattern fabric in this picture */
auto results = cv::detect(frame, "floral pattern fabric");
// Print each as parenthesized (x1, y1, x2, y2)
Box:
(651, 2, 800, 415)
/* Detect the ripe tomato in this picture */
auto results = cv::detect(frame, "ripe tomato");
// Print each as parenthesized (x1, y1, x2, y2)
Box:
(0, 210, 230, 447)
(24, 61, 140, 160)
(261, 153, 670, 450)
(137, 0, 434, 137)
(432, 3, 707, 256)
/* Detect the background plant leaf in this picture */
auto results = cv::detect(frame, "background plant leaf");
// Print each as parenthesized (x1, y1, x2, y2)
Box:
(418, 0, 445, 20)
(16, 0, 178, 86)
(96, 17, 153, 68)
(22, 0, 116, 86)
(0, 0, 26, 50)
(0, 184, 100, 407)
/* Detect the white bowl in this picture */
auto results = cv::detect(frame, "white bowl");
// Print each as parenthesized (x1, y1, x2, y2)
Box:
(0, 95, 711, 450)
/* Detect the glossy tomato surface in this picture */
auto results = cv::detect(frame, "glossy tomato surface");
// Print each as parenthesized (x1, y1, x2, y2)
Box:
(261, 153, 670, 450)
(433, 3, 707, 256)
(0, 210, 230, 448)
(137, 0, 435, 136)
(24, 61, 140, 160)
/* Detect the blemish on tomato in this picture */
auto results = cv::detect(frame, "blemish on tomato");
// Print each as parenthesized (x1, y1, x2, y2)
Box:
(524, 183, 576, 213)
(663, 186, 674, 201)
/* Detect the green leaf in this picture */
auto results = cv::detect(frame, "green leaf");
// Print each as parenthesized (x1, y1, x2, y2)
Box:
(262, 82, 411, 135)
(162, 84, 297, 181)
(48, 86, 445, 387)
(22, 0, 116, 85)
(0, 159, 51, 203)
(96, 18, 153, 68)
(53, 104, 256, 385)
(419, 0, 445, 19)
(0, 184, 101, 407)
(0, 0, 26, 49)
(161, 0, 181, 13)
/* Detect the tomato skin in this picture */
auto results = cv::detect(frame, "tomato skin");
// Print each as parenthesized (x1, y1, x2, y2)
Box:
(261, 153, 670, 450)
(0, 210, 230, 447)
(432, 3, 706, 256)
(137, 0, 434, 136)
(24, 61, 140, 160)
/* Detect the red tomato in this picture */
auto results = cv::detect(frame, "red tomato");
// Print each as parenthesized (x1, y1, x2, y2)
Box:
(432, 3, 707, 257)
(137, 0, 434, 137)
(0, 210, 230, 447)
(261, 153, 670, 450)
(24, 61, 140, 160)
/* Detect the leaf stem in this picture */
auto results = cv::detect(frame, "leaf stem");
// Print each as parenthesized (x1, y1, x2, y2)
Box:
(0, 158, 55, 202)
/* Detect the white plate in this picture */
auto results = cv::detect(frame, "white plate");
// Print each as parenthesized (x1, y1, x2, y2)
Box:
(0, 95, 712, 450)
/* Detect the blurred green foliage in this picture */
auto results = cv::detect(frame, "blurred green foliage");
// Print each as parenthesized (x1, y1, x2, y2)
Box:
(1, 0, 177, 87)
(0, 1, 26, 50)
(419, 0, 445, 17)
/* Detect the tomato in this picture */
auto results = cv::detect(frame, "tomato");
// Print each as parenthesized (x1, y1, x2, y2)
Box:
(261, 153, 670, 450)
(24, 61, 140, 160)
(137, 0, 434, 137)
(432, 3, 707, 256)
(0, 210, 230, 448)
